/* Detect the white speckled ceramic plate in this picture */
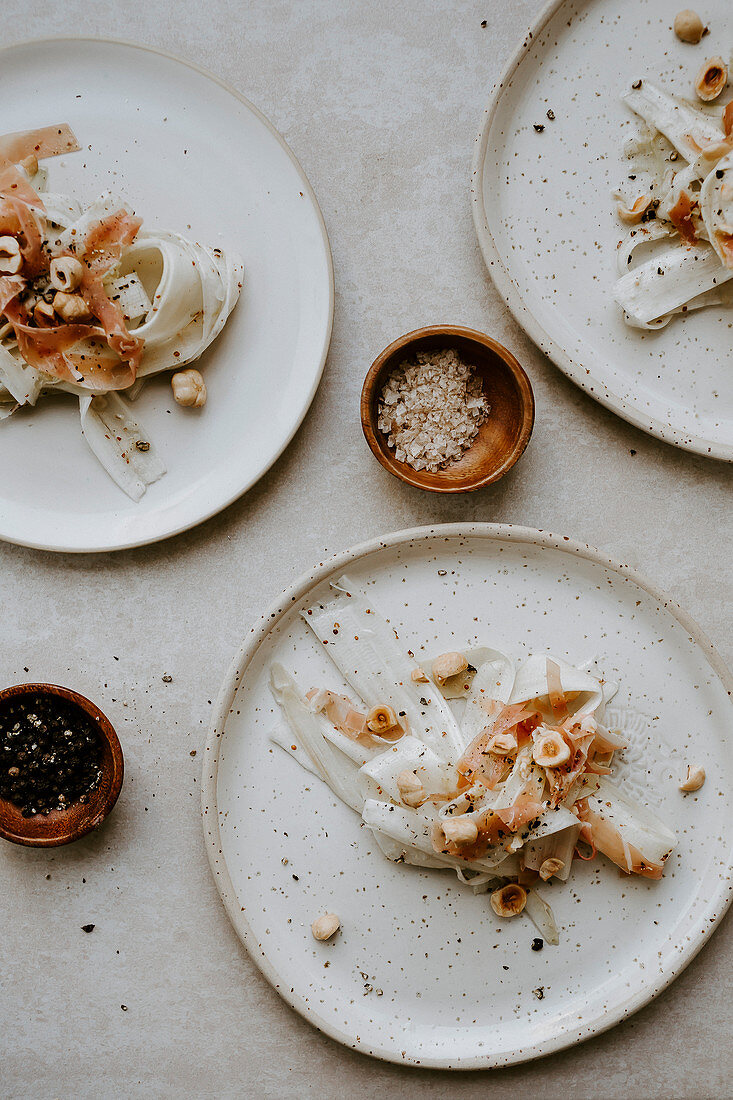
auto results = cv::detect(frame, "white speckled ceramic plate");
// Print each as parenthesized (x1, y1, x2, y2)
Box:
(202, 524, 732, 1068)
(0, 38, 333, 552)
(471, 0, 733, 459)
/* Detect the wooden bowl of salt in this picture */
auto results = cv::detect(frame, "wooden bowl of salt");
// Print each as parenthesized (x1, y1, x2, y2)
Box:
(361, 325, 534, 493)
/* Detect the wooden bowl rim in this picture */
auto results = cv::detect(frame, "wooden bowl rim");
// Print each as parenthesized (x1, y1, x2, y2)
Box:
(0, 683, 124, 847)
(360, 325, 535, 493)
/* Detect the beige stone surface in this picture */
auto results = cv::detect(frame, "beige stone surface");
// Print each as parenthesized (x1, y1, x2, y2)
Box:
(0, 1, 730, 1097)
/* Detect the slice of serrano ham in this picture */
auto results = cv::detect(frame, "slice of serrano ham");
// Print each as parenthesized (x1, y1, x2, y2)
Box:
(0, 124, 80, 168)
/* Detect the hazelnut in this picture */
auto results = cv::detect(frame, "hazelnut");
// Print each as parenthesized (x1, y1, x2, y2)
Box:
(539, 857, 565, 881)
(442, 818, 479, 846)
(366, 704, 399, 735)
(679, 764, 705, 792)
(486, 731, 517, 757)
(532, 730, 571, 768)
(50, 256, 84, 293)
(311, 913, 341, 941)
(694, 57, 727, 102)
(490, 884, 528, 917)
(616, 195, 655, 225)
(673, 9, 705, 44)
(171, 368, 207, 408)
(0, 235, 22, 275)
(53, 292, 92, 323)
(431, 651, 469, 686)
(396, 769, 424, 808)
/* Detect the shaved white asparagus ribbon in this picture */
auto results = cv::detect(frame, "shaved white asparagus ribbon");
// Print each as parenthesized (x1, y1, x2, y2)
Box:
(581, 777, 676, 878)
(0, 340, 44, 411)
(79, 392, 166, 502)
(700, 149, 733, 269)
(300, 576, 466, 764)
(614, 78, 733, 328)
(358, 735, 455, 804)
(508, 653, 604, 718)
(460, 650, 516, 744)
(623, 82, 724, 164)
(614, 242, 733, 328)
(423, 645, 499, 699)
(269, 622, 676, 946)
(269, 664, 367, 813)
(0, 182, 243, 500)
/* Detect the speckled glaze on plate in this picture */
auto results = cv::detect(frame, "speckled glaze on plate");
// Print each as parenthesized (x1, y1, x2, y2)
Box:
(202, 524, 733, 1069)
(471, 0, 733, 459)
(0, 38, 333, 552)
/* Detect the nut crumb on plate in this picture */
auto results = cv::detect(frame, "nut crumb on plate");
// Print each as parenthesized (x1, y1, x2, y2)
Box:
(679, 764, 705, 791)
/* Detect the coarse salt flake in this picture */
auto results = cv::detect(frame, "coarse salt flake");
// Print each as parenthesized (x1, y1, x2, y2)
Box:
(377, 348, 489, 473)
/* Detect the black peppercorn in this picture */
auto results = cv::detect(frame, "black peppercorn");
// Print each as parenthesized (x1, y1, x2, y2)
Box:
(0, 694, 103, 816)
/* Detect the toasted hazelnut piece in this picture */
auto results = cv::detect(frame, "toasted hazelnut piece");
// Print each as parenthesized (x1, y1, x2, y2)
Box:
(0, 235, 22, 275)
(33, 300, 57, 327)
(539, 857, 565, 881)
(616, 195, 655, 225)
(490, 883, 528, 917)
(673, 9, 705, 43)
(679, 764, 705, 792)
(487, 731, 517, 757)
(442, 817, 479, 846)
(311, 913, 341, 941)
(171, 368, 207, 408)
(366, 704, 400, 735)
(410, 668, 429, 683)
(53, 291, 92, 323)
(432, 651, 469, 685)
(396, 769, 424, 808)
(694, 57, 727, 102)
(532, 730, 571, 768)
(50, 255, 84, 292)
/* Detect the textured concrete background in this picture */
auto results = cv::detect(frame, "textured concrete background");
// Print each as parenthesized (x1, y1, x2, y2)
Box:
(0, 1, 731, 1097)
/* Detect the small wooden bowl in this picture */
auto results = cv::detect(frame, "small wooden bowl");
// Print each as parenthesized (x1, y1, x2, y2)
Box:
(361, 326, 534, 492)
(0, 684, 124, 848)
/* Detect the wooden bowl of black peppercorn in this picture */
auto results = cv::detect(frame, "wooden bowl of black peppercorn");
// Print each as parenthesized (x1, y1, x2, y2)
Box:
(0, 684, 123, 847)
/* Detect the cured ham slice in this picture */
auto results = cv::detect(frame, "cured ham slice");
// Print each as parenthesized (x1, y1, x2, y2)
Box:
(457, 702, 539, 787)
(0, 124, 80, 167)
(79, 269, 144, 381)
(0, 163, 45, 209)
(668, 190, 698, 244)
(81, 210, 144, 273)
(0, 275, 24, 313)
(0, 122, 242, 498)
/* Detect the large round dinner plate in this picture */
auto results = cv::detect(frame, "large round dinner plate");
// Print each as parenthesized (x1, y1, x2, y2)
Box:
(472, 0, 733, 459)
(202, 523, 732, 1069)
(0, 39, 333, 551)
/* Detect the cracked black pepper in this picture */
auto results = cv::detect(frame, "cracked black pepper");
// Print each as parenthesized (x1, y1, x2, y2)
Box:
(0, 694, 103, 816)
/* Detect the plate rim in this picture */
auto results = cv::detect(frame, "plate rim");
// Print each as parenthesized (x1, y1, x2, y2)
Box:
(201, 521, 733, 1069)
(0, 35, 335, 553)
(469, 0, 733, 462)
